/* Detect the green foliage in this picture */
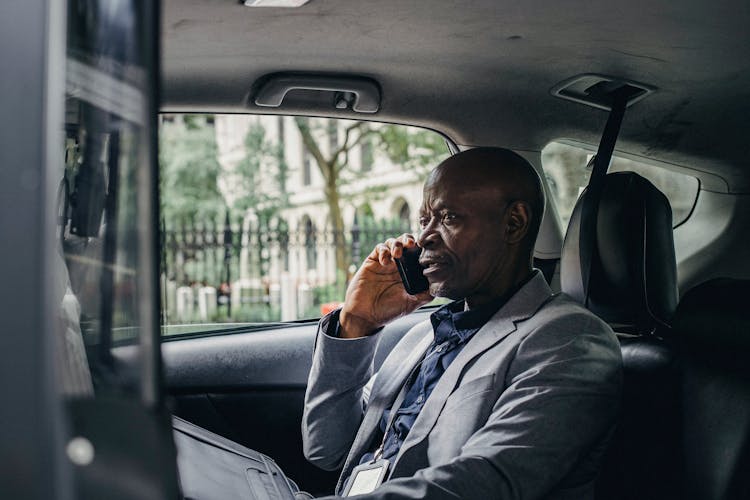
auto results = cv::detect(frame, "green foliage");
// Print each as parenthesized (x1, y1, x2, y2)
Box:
(293, 118, 448, 186)
(314, 270, 348, 302)
(165, 303, 282, 325)
(160, 116, 224, 224)
(304, 273, 347, 319)
(182, 115, 203, 130)
(373, 125, 449, 179)
(355, 216, 412, 259)
(233, 123, 289, 216)
(226, 304, 281, 323)
(160, 116, 289, 227)
(159, 115, 451, 325)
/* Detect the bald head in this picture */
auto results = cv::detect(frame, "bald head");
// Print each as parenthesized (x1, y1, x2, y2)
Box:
(426, 147, 545, 254)
(416, 147, 545, 304)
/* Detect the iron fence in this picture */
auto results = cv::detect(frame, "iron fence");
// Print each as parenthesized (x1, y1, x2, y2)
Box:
(160, 212, 412, 323)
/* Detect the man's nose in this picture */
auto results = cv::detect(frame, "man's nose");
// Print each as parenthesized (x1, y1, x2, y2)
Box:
(416, 221, 439, 248)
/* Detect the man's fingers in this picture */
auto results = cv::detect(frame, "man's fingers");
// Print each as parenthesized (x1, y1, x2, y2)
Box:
(366, 243, 394, 267)
(399, 233, 417, 249)
(391, 234, 417, 259)
(385, 237, 404, 259)
(376, 243, 393, 266)
(369, 234, 417, 266)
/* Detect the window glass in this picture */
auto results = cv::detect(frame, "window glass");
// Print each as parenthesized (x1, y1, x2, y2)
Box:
(57, 0, 157, 394)
(541, 141, 699, 228)
(159, 115, 449, 332)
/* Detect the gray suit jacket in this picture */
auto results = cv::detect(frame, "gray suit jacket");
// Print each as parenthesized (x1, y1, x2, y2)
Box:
(302, 272, 622, 499)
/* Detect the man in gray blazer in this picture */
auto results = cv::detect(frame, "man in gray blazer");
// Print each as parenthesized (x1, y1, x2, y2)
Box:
(302, 148, 622, 499)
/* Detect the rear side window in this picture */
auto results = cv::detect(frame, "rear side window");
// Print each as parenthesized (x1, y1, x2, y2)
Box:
(159, 114, 449, 332)
(541, 141, 699, 228)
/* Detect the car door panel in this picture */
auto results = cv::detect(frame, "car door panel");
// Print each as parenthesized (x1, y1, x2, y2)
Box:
(113, 310, 433, 494)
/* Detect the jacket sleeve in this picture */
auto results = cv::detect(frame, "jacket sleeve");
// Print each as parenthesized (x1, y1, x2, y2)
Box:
(317, 311, 622, 499)
(301, 311, 380, 471)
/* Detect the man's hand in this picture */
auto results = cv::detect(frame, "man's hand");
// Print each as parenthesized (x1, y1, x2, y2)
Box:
(339, 234, 433, 339)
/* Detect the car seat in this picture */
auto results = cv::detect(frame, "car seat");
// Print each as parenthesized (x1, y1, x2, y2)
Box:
(560, 171, 682, 500)
(672, 278, 750, 500)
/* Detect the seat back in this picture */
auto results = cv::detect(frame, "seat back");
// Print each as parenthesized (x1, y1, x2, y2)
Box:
(561, 171, 678, 330)
(561, 171, 681, 499)
(673, 279, 750, 500)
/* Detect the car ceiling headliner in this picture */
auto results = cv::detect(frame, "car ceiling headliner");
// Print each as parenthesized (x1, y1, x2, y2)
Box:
(162, 0, 750, 192)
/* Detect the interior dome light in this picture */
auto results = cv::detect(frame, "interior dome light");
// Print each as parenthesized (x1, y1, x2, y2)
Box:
(244, 0, 311, 7)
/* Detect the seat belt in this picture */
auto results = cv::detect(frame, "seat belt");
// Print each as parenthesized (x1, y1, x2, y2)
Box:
(577, 84, 639, 307)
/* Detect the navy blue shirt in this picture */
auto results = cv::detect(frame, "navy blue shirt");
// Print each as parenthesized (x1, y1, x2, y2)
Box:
(354, 294, 510, 465)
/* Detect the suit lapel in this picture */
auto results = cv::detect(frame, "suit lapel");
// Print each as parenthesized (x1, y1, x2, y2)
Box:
(392, 272, 554, 469)
(335, 322, 433, 494)
(357, 330, 432, 441)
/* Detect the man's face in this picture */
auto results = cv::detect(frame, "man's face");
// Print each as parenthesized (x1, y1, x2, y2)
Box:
(416, 171, 510, 304)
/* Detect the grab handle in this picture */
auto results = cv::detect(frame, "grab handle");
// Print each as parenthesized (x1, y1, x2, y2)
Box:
(254, 74, 380, 113)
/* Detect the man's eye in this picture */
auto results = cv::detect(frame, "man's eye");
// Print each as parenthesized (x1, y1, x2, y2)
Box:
(418, 217, 429, 228)
(442, 213, 457, 224)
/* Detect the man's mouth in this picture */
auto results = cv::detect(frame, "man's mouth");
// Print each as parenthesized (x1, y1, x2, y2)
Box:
(419, 255, 450, 276)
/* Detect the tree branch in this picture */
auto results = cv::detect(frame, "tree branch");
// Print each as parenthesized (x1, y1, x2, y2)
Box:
(334, 122, 364, 158)
(334, 124, 378, 175)
(294, 117, 334, 183)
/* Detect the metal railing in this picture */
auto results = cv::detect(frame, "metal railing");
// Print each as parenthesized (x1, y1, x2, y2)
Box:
(160, 212, 411, 324)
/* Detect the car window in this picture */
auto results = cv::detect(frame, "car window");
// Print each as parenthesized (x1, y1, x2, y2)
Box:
(541, 141, 699, 229)
(159, 114, 450, 333)
(59, 12, 159, 390)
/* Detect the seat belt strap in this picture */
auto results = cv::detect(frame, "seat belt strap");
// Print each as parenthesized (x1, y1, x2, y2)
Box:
(578, 85, 634, 306)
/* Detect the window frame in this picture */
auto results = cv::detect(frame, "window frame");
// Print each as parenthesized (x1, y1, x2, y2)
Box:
(157, 113, 456, 333)
(541, 139, 702, 230)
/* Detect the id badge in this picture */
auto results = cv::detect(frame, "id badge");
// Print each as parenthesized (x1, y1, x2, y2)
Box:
(342, 459, 390, 496)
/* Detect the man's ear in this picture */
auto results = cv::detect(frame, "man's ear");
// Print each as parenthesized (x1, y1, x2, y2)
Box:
(504, 201, 531, 244)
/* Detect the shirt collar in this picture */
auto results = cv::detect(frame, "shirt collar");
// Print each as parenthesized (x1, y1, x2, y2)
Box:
(429, 272, 537, 343)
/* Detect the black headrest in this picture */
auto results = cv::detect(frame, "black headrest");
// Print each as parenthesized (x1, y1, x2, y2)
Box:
(561, 171, 678, 332)
(673, 278, 750, 350)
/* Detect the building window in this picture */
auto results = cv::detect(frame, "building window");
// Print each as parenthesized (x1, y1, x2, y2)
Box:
(303, 217, 317, 270)
(277, 116, 285, 152)
(276, 217, 289, 272)
(302, 150, 313, 186)
(360, 139, 373, 172)
(398, 202, 411, 226)
(328, 119, 338, 154)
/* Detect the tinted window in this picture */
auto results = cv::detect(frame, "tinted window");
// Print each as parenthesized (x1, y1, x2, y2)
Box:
(541, 141, 699, 228)
(159, 115, 449, 332)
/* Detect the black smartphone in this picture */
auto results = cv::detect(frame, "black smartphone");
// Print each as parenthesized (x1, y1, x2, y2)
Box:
(395, 246, 430, 295)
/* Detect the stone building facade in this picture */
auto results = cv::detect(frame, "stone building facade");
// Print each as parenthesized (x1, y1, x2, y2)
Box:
(213, 114, 435, 312)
